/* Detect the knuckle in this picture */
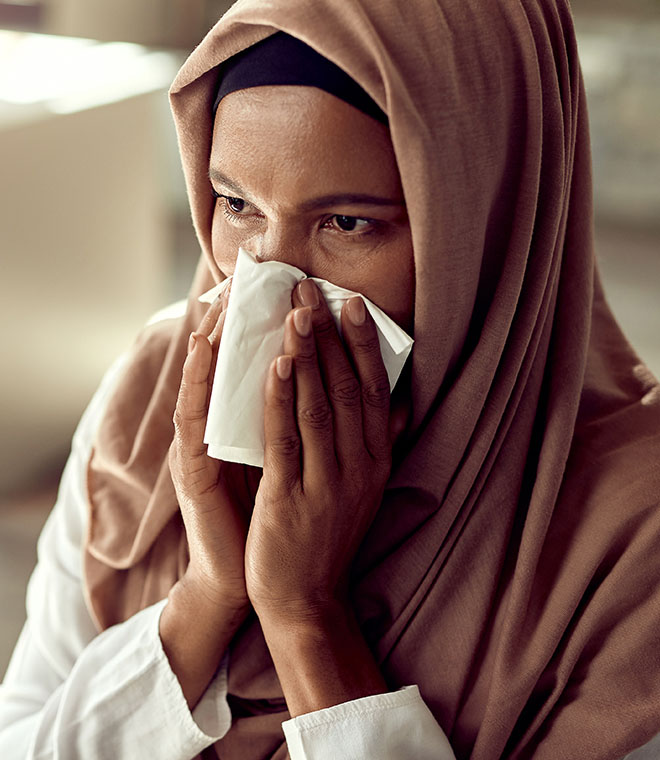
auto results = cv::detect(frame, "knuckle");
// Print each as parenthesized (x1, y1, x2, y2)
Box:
(170, 428, 206, 468)
(172, 406, 185, 432)
(293, 347, 317, 368)
(362, 377, 390, 409)
(312, 314, 337, 339)
(328, 375, 360, 406)
(270, 393, 290, 411)
(173, 398, 206, 432)
(173, 408, 198, 437)
(341, 457, 364, 480)
(299, 399, 332, 429)
(269, 433, 301, 459)
(352, 333, 381, 357)
(372, 443, 392, 468)
(194, 472, 219, 497)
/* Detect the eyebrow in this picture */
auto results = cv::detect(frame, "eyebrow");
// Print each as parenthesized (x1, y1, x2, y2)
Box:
(208, 168, 405, 210)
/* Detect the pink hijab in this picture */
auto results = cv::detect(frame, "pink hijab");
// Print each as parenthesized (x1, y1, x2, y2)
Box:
(84, 1, 660, 757)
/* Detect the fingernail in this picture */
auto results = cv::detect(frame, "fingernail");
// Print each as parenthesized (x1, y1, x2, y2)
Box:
(188, 332, 198, 354)
(347, 297, 366, 325)
(293, 307, 312, 337)
(276, 355, 292, 380)
(298, 279, 320, 309)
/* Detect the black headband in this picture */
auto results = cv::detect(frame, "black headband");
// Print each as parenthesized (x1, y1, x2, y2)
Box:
(212, 31, 388, 125)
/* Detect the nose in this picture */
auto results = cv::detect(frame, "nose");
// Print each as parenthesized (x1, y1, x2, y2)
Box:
(246, 225, 310, 272)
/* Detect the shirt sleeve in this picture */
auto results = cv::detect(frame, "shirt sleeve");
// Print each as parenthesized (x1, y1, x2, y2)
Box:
(281, 684, 456, 760)
(0, 351, 232, 760)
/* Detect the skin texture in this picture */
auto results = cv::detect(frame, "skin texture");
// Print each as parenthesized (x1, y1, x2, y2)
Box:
(161, 86, 415, 717)
(210, 86, 414, 331)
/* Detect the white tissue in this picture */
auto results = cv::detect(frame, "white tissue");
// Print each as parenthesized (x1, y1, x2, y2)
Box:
(198, 247, 413, 467)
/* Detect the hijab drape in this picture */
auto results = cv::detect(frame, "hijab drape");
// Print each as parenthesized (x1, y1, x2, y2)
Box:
(84, 1, 660, 758)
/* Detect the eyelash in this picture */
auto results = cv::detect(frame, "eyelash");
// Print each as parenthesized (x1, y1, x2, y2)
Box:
(221, 199, 247, 224)
(211, 189, 380, 238)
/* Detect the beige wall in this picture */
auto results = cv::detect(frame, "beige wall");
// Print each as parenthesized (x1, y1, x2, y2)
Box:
(0, 91, 185, 491)
(44, 0, 232, 47)
(575, 15, 660, 228)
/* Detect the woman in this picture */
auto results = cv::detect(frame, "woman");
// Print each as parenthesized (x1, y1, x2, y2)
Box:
(2, 0, 660, 758)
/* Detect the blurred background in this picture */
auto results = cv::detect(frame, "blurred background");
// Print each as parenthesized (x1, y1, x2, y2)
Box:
(0, 0, 659, 675)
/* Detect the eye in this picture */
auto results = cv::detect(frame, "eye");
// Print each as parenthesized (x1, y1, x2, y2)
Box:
(214, 193, 261, 224)
(218, 195, 249, 214)
(328, 215, 372, 233)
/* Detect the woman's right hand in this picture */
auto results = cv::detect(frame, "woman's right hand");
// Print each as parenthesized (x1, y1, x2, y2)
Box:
(168, 287, 261, 614)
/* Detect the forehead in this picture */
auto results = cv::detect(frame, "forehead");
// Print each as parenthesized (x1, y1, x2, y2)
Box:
(209, 85, 402, 201)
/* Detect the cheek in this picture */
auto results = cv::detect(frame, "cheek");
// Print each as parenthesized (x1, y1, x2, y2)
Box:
(211, 206, 241, 275)
(380, 266, 415, 333)
(355, 243, 415, 332)
(373, 244, 415, 334)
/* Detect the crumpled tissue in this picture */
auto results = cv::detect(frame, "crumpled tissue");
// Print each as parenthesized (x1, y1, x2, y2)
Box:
(198, 247, 413, 467)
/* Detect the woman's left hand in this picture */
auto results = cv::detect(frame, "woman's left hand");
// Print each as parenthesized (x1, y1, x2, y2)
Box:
(244, 278, 395, 624)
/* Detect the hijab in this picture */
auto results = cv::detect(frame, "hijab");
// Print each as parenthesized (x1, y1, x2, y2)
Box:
(84, 1, 660, 758)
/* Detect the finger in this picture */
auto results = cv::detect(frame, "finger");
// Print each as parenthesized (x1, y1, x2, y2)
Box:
(293, 280, 363, 466)
(209, 281, 231, 346)
(194, 285, 230, 418)
(340, 297, 391, 462)
(283, 307, 337, 480)
(205, 308, 227, 413)
(197, 282, 230, 341)
(262, 355, 300, 496)
(173, 331, 215, 466)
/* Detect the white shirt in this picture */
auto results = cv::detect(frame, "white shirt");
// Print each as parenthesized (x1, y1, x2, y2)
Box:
(0, 339, 456, 759)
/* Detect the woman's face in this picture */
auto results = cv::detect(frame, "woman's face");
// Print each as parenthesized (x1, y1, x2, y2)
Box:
(209, 85, 414, 331)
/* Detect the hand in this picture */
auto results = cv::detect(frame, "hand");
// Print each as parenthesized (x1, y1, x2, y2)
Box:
(169, 287, 262, 613)
(244, 278, 400, 623)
